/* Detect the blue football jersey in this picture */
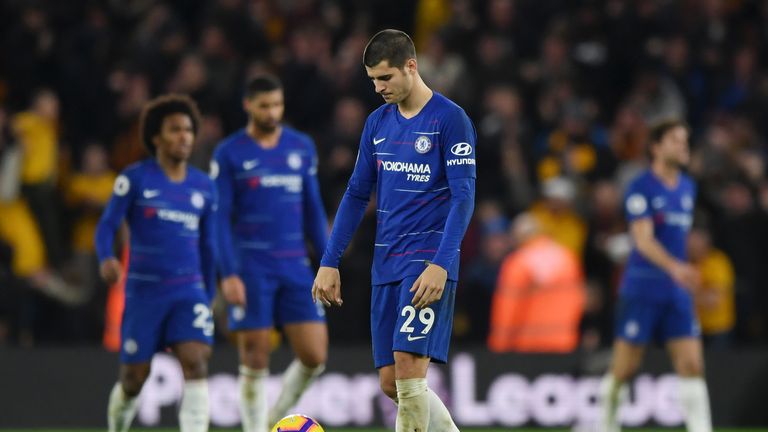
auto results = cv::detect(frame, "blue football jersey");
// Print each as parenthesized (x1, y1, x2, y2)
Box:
(212, 126, 328, 277)
(347, 93, 476, 284)
(95, 159, 218, 299)
(621, 169, 696, 300)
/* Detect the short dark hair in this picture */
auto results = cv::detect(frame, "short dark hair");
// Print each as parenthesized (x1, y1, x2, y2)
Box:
(648, 118, 689, 158)
(363, 29, 416, 69)
(650, 118, 689, 145)
(139, 94, 201, 155)
(245, 74, 283, 99)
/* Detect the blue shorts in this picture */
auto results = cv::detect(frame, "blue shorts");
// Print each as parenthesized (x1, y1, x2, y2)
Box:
(228, 265, 325, 331)
(614, 292, 700, 345)
(371, 276, 457, 368)
(121, 285, 214, 364)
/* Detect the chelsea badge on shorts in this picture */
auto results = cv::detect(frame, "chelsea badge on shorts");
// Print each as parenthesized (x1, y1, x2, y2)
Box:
(414, 135, 432, 154)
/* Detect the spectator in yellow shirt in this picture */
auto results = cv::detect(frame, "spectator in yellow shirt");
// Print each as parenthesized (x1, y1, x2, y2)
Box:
(528, 176, 587, 256)
(11, 89, 64, 266)
(688, 226, 735, 349)
(65, 144, 116, 300)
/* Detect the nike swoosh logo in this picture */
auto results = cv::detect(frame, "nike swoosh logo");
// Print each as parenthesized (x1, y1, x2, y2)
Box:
(143, 190, 160, 199)
(373, 137, 386, 145)
(243, 159, 259, 170)
(407, 335, 426, 341)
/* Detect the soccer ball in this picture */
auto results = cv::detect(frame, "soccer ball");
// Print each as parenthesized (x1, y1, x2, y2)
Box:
(271, 414, 324, 432)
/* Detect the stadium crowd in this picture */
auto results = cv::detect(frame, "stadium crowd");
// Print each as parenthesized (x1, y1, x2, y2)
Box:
(0, 0, 766, 350)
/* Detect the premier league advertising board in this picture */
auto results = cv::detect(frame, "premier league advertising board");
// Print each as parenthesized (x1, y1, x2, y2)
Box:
(1, 347, 766, 427)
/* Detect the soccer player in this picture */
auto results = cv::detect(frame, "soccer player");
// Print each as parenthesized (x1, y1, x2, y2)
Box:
(599, 119, 712, 432)
(313, 29, 475, 432)
(95, 94, 218, 432)
(211, 75, 329, 432)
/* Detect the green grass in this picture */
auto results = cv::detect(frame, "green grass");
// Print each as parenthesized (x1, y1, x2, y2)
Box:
(3, 429, 768, 432)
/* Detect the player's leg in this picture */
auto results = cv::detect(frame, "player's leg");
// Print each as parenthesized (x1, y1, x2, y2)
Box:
(665, 296, 712, 432)
(599, 296, 653, 432)
(393, 351, 431, 432)
(167, 294, 215, 432)
(108, 292, 163, 432)
(268, 269, 328, 424)
(108, 362, 150, 432)
(270, 322, 327, 424)
(391, 277, 460, 432)
(173, 341, 213, 432)
(600, 340, 645, 432)
(230, 274, 278, 432)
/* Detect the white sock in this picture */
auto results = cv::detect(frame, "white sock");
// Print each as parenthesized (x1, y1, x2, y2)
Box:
(678, 376, 712, 432)
(240, 365, 268, 432)
(389, 388, 458, 431)
(395, 378, 429, 432)
(107, 382, 139, 432)
(427, 388, 459, 432)
(179, 379, 209, 432)
(268, 359, 325, 425)
(598, 374, 623, 432)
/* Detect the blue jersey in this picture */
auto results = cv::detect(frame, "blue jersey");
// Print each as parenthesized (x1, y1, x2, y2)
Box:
(95, 159, 218, 300)
(621, 169, 696, 301)
(322, 93, 477, 284)
(212, 126, 328, 277)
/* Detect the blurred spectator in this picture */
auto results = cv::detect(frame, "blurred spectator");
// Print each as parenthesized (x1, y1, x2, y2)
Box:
(688, 226, 735, 350)
(528, 177, 587, 256)
(11, 89, 64, 267)
(459, 200, 511, 341)
(488, 213, 585, 353)
(64, 144, 117, 301)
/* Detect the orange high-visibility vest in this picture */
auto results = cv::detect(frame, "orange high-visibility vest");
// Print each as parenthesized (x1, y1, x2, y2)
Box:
(488, 236, 585, 353)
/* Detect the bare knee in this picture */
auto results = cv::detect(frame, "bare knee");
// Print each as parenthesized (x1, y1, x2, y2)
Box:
(674, 357, 703, 377)
(178, 354, 210, 380)
(297, 348, 327, 369)
(379, 366, 397, 400)
(175, 343, 211, 380)
(239, 333, 270, 370)
(379, 375, 397, 400)
(120, 365, 150, 397)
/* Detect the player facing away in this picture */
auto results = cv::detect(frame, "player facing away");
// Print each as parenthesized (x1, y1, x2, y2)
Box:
(211, 75, 329, 432)
(95, 94, 218, 432)
(599, 119, 712, 432)
(313, 29, 475, 432)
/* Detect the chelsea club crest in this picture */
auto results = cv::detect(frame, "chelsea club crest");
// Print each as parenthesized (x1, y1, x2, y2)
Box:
(414, 135, 432, 154)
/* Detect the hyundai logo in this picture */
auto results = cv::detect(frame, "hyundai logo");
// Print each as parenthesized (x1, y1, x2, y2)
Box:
(450, 142, 473, 156)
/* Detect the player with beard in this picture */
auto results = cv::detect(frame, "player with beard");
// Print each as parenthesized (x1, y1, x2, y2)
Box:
(211, 75, 329, 432)
(599, 119, 712, 432)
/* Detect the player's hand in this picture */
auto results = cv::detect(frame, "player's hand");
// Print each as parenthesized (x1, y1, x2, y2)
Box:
(669, 261, 700, 292)
(312, 266, 342, 307)
(410, 264, 447, 309)
(99, 258, 123, 285)
(221, 275, 246, 306)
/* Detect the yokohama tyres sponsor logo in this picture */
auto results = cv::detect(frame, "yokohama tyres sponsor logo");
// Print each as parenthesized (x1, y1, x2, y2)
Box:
(379, 160, 432, 174)
(259, 175, 303, 192)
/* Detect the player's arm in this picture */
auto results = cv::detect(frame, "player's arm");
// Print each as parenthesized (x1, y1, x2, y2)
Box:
(302, 139, 330, 256)
(210, 153, 246, 305)
(628, 210, 699, 291)
(95, 172, 135, 285)
(199, 182, 219, 302)
(313, 120, 377, 307)
(411, 109, 477, 309)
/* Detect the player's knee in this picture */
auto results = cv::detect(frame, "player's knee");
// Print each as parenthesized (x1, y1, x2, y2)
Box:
(298, 350, 327, 369)
(675, 357, 703, 377)
(120, 368, 150, 397)
(379, 378, 397, 400)
(179, 357, 209, 380)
